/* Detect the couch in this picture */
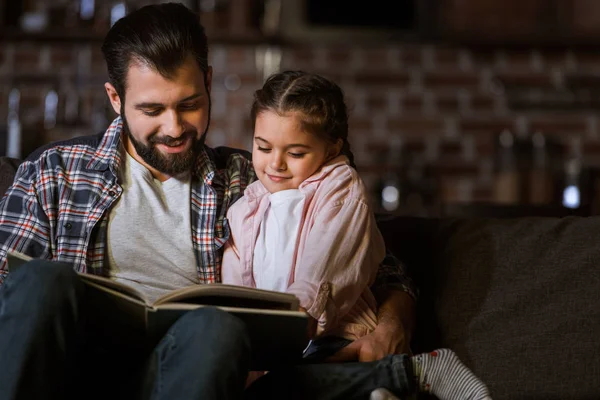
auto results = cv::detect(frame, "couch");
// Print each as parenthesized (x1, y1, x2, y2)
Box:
(1, 156, 599, 400)
(377, 214, 600, 400)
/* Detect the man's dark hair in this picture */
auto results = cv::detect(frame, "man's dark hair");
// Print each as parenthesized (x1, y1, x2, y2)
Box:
(101, 2, 209, 100)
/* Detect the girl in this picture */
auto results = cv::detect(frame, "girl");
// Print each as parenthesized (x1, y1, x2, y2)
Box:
(223, 70, 491, 400)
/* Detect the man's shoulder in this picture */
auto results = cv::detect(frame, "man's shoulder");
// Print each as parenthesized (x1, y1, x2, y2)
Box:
(20, 132, 106, 174)
(9, 132, 108, 188)
(206, 146, 256, 185)
(25, 132, 105, 163)
(207, 146, 251, 170)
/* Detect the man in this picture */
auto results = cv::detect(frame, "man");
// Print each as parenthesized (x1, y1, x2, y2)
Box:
(0, 3, 416, 400)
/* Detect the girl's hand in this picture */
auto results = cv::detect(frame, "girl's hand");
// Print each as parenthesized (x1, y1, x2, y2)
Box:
(299, 306, 317, 339)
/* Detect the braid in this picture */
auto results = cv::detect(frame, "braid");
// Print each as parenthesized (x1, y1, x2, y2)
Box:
(341, 139, 357, 169)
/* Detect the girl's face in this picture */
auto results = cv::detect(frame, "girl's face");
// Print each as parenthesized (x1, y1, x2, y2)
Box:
(252, 111, 341, 193)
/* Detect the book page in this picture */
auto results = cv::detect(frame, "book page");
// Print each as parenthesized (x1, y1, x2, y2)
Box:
(6, 251, 35, 272)
(155, 303, 307, 316)
(78, 273, 150, 305)
(153, 283, 299, 310)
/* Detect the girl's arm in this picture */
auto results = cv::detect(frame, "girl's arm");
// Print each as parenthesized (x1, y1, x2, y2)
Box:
(221, 207, 244, 286)
(286, 198, 385, 335)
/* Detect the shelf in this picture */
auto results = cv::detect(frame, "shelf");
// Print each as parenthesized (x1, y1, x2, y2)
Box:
(1, 28, 108, 42)
(0, 28, 283, 46)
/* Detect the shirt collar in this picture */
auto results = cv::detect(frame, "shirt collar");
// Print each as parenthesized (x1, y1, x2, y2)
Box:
(86, 116, 124, 174)
(194, 146, 217, 186)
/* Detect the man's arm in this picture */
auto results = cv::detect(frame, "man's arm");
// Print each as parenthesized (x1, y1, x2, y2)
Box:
(370, 287, 415, 355)
(327, 252, 417, 362)
(0, 161, 51, 285)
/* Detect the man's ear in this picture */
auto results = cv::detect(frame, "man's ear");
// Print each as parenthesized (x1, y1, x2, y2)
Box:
(105, 82, 122, 115)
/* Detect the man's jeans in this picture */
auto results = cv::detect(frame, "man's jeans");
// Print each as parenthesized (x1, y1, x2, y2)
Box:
(0, 261, 415, 400)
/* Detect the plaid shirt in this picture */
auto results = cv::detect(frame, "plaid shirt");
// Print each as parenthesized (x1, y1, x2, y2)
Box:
(0, 117, 416, 299)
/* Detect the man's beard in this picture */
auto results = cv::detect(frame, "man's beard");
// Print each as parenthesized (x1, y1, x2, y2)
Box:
(121, 110, 208, 176)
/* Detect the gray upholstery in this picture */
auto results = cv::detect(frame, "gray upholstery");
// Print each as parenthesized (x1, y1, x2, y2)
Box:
(378, 216, 600, 400)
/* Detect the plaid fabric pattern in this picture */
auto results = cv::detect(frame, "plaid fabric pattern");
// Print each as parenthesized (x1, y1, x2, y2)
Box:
(0, 116, 416, 299)
(0, 117, 254, 285)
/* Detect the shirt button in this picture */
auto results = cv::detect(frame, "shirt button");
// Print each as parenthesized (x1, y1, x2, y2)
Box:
(64, 223, 72, 230)
(109, 191, 117, 197)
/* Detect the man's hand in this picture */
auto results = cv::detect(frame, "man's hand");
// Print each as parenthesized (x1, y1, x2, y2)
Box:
(325, 324, 408, 362)
(326, 290, 415, 363)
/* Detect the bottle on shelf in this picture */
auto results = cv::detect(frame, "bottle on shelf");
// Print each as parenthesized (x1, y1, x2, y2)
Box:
(493, 129, 520, 204)
(376, 136, 403, 214)
(529, 131, 554, 205)
(562, 139, 583, 210)
(6, 88, 22, 159)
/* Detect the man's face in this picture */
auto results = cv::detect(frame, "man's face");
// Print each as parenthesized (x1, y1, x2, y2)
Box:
(106, 55, 212, 179)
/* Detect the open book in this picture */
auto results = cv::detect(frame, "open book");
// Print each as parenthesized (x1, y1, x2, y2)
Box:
(7, 251, 309, 369)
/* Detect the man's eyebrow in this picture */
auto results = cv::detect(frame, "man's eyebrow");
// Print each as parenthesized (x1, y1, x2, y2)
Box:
(134, 93, 204, 110)
(134, 101, 163, 110)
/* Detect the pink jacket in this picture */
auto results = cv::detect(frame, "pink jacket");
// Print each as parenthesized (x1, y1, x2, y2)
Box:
(222, 156, 386, 340)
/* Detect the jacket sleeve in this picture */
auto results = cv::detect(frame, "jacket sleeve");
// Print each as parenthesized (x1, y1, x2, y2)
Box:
(286, 198, 385, 335)
(221, 204, 244, 286)
(0, 161, 52, 285)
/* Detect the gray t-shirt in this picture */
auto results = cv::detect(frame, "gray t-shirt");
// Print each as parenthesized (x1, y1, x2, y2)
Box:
(107, 152, 198, 303)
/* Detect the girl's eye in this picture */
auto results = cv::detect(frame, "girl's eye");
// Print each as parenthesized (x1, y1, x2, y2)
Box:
(289, 152, 306, 158)
(258, 146, 271, 152)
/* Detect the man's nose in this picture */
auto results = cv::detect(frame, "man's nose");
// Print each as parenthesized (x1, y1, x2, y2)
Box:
(163, 110, 185, 138)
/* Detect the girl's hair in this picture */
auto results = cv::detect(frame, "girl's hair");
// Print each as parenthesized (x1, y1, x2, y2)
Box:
(250, 70, 356, 168)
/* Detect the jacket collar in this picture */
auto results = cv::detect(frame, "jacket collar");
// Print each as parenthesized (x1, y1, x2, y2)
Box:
(243, 155, 350, 201)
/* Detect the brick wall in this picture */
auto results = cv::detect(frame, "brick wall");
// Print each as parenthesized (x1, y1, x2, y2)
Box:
(2, 1, 600, 214)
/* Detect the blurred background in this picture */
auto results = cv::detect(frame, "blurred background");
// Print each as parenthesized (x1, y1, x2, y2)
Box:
(2, 0, 600, 218)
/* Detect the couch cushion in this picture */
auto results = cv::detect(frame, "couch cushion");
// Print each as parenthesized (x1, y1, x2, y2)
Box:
(378, 215, 600, 400)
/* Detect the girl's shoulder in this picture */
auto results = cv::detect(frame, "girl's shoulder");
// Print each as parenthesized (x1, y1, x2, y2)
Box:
(311, 163, 369, 206)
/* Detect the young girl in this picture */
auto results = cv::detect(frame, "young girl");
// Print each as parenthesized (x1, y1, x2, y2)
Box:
(222, 70, 491, 400)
